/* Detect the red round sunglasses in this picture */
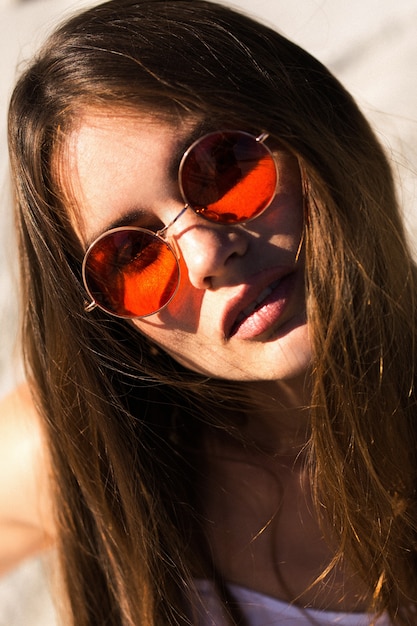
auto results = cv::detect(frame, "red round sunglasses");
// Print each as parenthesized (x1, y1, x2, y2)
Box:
(82, 130, 278, 319)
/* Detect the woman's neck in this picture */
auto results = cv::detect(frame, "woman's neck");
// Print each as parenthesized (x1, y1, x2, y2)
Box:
(241, 375, 312, 457)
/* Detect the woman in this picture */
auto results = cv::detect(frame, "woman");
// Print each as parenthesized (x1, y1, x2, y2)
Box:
(3, 0, 417, 623)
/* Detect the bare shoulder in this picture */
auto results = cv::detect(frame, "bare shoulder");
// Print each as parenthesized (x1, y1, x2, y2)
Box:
(0, 383, 55, 575)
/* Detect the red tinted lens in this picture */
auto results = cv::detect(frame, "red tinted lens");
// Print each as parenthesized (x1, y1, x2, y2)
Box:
(179, 131, 277, 223)
(83, 228, 180, 318)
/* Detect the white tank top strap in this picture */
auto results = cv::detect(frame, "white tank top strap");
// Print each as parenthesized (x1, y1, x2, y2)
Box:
(191, 579, 393, 625)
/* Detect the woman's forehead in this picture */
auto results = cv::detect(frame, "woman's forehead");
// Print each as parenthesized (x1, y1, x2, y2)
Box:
(55, 108, 199, 243)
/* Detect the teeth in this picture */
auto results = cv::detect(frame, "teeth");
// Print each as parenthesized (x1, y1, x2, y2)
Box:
(235, 279, 280, 325)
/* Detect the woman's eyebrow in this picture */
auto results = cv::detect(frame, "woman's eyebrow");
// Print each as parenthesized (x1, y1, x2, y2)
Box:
(86, 209, 147, 246)
(167, 120, 212, 180)
(105, 209, 146, 231)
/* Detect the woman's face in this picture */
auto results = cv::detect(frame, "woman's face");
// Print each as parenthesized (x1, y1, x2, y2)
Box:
(65, 109, 311, 382)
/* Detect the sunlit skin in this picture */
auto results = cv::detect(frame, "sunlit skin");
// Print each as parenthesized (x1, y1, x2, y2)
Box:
(65, 110, 311, 397)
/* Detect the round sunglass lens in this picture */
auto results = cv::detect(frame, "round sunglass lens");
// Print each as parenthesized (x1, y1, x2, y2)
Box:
(179, 131, 277, 223)
(83, 228, 180, 318)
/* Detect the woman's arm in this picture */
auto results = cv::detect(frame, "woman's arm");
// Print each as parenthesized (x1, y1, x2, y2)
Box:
(0, 384, 55, 576)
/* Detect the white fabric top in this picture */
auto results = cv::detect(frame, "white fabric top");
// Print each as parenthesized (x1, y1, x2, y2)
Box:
(193, 579, 393, 625)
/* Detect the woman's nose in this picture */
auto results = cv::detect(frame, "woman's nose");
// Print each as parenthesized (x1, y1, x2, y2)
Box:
(173, 213, 249, 290)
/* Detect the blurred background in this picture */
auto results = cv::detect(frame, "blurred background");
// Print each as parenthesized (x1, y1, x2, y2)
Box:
(0, 0, 416, 624)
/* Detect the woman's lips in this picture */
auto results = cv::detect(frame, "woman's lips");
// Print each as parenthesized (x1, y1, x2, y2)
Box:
(227, 272, 296, 340)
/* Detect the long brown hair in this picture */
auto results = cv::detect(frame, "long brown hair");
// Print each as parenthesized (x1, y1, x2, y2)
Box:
(8, 0, 417, 623)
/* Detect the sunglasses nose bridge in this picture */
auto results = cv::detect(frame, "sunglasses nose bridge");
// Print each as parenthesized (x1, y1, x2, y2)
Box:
(157, 204, 189, 238)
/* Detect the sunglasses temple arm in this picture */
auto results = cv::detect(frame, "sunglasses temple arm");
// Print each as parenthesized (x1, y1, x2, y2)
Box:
(256, 132, 269, 144)
(157, 204, 189, 237)
(84, 300, 98, 313)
